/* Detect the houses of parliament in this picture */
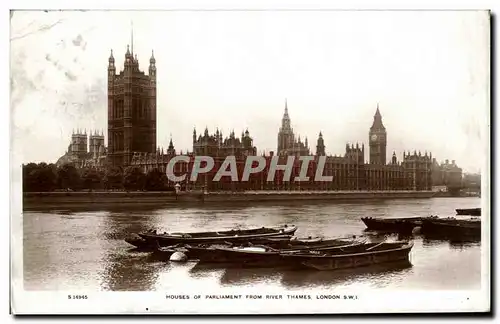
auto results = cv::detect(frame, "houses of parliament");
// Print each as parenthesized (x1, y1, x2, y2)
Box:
(56, 44, 462, 191)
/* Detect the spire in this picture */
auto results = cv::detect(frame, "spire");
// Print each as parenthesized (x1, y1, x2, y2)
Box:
(130, 20, 134, 56)
(168, 133, 174, 149)
(108, 49, 114, 64)
(371, 103, 385, 130)
(150, 49, 156, 64)
(281, 98, 291, 130)
(125, 45, 131, 59)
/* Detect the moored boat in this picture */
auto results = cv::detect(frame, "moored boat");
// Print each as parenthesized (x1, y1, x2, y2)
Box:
(456, 208, 481, 216)
(361, 216, 424, 234)
(151, 236, 365, 261)
(125, 224, 298, 249)
(421, 218, 481, 240)
(191, 240, 413, 270)
(192, 239, 371, 267)
(289, 241, 414, 271)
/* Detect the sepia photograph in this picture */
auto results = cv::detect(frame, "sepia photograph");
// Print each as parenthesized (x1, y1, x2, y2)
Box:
(10, 8, 490, 315)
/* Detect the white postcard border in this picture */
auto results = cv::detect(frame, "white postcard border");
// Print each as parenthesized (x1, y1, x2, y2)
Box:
(7, 0, 494, 318)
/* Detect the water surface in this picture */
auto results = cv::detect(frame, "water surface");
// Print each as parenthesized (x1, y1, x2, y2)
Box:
(23, 197, 483, 291)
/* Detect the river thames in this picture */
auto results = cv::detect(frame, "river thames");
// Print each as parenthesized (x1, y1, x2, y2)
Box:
(22, 197, 483, 292)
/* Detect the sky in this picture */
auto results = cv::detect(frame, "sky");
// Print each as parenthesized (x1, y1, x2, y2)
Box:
(10, 10, 489, 173)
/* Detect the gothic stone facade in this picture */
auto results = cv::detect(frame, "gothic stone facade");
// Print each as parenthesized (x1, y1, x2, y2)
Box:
(130, 104, 432, 192)
(277, 100, 311, 156)
(432, 158, 463, 188)
(56, 129, 107, 169)
(107, 46, 157, 167)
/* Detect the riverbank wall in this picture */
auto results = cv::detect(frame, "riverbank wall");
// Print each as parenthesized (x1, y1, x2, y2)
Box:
(22, 190, 436, 211)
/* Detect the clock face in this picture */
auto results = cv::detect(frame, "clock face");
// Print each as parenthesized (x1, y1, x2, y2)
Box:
(371, 134, 378, 141)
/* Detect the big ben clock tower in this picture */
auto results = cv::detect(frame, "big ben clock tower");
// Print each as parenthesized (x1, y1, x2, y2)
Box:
(369, 104, 387, 165)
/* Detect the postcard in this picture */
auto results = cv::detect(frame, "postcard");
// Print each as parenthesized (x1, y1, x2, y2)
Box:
(10, 9, 490, 315)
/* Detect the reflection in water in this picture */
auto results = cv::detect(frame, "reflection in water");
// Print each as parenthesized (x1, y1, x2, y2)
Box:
(280, 261, 413, 289)
(23, 197, 483, 291)
(421, 238, 442, 246)
(191, 260, 414, 288)
(220, 268, 286, 286)
(423, 237, 481, 249)
(448, 240, 482, 250)
(100, 250, 165, 291)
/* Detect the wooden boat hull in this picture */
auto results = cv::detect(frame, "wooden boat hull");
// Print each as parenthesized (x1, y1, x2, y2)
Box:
(126, 234, 295, 250)
(193, 241, 411, 271)
(188, 239, 364, 264)
(361, 217, 422, 234)
(296, 242, 414, 271)
(421, 219, 481, 240)
(148, 238, 362, 262)
(456, 208, 481, 216)
(127, 225, 298, 249)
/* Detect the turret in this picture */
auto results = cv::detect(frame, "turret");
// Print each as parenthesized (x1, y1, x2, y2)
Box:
(108, 49, 115, 70)
(149, 50, 156, 78)
(369, 103, 387, 165)
(167, 135, 176, 155)
(316, 131, 325, 156)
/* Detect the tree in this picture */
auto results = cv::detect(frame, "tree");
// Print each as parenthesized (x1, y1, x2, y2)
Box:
(123, 166, 146, 191)
(81, 168, 103, 191)
(28, 163, 58, 192)
(36, 163, 57, 192)
(144, 168, 167, 191)
(57, 164, 81, 190)
(104, 166, 123, 190)
(22, 163, 39, 192)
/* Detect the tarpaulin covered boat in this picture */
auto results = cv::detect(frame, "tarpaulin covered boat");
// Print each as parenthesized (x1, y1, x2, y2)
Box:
(189, 240, 413, 270)
(125, 224, 298, 249)
(150, 236, 365, 261)
(361, 216, 424, 234)
(188, 239, 370, 266)
(456, 208, 481, 216)
(421, 218, 481, 240)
